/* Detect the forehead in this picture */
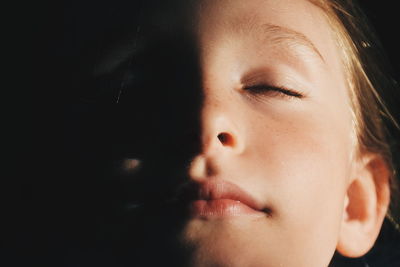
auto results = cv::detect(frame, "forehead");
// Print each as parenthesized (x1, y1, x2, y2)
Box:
(195, 0, 343, 78)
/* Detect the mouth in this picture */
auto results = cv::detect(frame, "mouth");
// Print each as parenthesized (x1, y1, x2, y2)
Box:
(177, 180, 270, 219)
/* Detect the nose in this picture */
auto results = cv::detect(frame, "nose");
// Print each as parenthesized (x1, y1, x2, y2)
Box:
(188, 88, 245, 180)
(200, 105, 244, 154)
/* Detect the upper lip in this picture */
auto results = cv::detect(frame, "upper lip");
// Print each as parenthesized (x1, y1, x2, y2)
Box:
(177, 180, 265, 211)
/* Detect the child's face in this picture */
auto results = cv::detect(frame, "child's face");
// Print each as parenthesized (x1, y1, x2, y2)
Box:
(171, 0, 355, 266)
(129, 0, 362, 267)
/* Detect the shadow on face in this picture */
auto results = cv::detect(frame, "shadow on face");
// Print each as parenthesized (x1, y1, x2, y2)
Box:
(87, 1, 206, 265)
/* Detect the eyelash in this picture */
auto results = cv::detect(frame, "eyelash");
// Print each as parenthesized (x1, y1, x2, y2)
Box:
(243, 84, 304, 99)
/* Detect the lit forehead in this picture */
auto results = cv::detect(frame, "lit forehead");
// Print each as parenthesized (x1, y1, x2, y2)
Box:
(196, 0, 339, 68)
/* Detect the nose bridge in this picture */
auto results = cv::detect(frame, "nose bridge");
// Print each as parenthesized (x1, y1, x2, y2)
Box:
(199, 80, 243, 155)
(201, 90, 225, 148)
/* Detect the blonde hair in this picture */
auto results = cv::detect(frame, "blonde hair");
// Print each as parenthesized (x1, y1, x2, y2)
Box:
(310, 0, 400, 229)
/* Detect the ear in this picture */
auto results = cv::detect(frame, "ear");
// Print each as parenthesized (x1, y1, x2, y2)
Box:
(336, 153, 390, 257)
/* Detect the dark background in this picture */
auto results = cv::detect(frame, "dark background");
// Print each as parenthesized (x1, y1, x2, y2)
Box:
(6, 1, 400, 266)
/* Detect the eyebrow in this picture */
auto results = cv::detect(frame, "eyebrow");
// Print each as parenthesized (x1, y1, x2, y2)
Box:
(236, 21, 325, 63)
(262, 23, 325, 62)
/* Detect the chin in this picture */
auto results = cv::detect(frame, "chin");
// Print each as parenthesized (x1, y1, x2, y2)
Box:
(178, 218, 272, 267)
(177, 217, 336, 267)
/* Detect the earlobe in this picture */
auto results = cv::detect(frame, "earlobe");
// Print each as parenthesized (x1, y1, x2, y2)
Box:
(336, 154, 390, 257)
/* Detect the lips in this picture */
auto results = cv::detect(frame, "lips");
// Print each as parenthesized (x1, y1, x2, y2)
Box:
(178, 180, 269, 218)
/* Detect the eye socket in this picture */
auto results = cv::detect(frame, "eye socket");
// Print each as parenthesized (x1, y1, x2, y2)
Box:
(243, 84, 304, 99)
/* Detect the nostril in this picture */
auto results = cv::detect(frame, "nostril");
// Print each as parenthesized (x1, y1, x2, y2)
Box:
(217, 132, 234, 146)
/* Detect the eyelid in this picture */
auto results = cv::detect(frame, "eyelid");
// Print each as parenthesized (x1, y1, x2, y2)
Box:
(243, 84, 305, 99)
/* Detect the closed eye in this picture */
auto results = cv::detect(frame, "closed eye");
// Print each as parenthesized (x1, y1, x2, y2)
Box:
(243, 84, 304, 99)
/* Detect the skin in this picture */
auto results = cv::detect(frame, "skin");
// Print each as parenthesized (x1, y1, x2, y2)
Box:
(175, 0, 357, 266)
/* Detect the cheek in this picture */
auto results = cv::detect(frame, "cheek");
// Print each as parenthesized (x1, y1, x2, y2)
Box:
(239, 100, 353, 261)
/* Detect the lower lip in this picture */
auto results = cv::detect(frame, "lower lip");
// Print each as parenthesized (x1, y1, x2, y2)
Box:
(189, 199, 266, 218)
